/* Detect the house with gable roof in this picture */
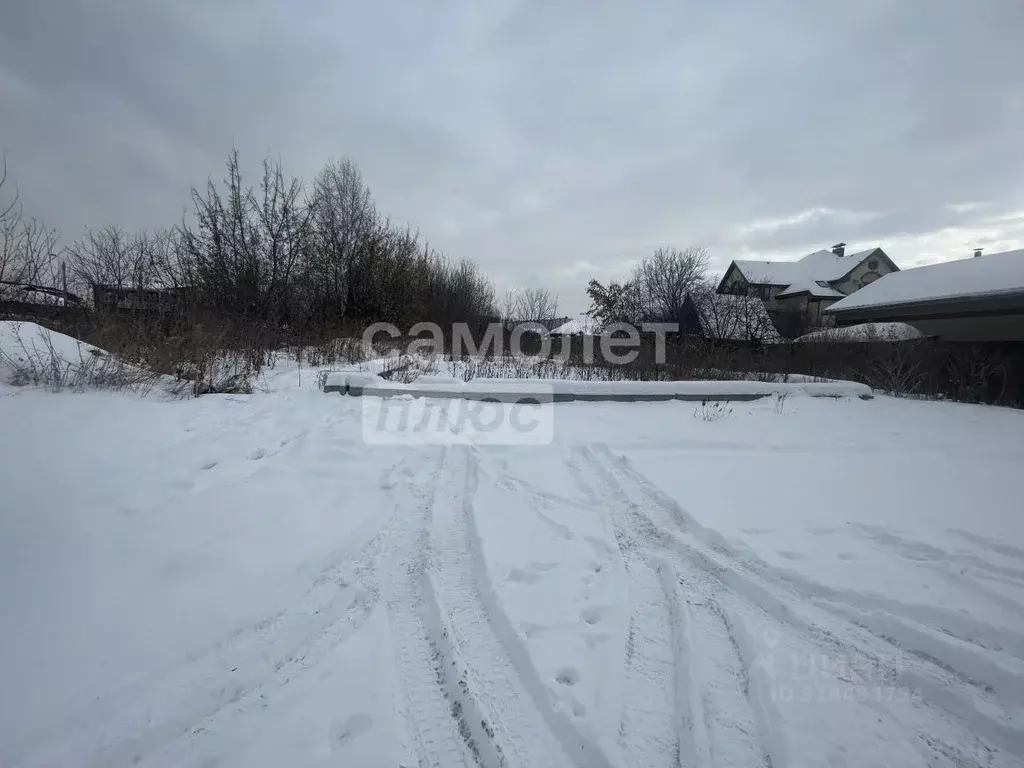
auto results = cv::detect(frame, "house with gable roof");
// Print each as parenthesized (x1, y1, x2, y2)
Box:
(716, 243, 900, 329)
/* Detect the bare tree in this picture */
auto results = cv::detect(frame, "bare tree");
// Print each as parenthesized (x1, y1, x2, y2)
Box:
(68, 225, 143, 292)
(177, 150, 312, 321)
(0, 156, 62, 300)
(309, 158, 376, 321)
(512, 286, 559, 323)
(690, 286, 778, 344)
(500, 287, 518, 323)
(631, 246, 709, 323)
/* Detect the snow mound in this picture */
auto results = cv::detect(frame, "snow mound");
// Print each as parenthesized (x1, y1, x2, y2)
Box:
(0, 321, 109, 376)
(0, 320, 172, 396)
(796, 322, 927, 343)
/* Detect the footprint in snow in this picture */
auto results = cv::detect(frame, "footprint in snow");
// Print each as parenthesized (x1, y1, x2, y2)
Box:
(507, 568, 543, 585)
(331, 714, 373, 749)
(580, 607, 604, 626)
(199, 460, 219, 471)
(247, 447, 267, 461)
(555, 667, 580, 686)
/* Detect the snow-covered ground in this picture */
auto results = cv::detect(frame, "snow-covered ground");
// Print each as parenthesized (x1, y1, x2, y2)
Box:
(3, 369, 1024, 767)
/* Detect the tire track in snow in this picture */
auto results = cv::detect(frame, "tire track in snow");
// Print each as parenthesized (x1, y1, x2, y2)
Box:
(615, 562, 683, 768)
(12, 512, 389, 768)
(10, 453, 421, 768)
(381, 445, 478, 768)
(567, 445, 682, 768)
(572, 445, 770, 768)
(588, 443, 1024, 765)
(424, 444, 615, 768)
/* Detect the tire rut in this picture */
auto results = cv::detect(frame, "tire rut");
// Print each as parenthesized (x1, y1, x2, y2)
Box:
(425, 444, 613, 768)
(587, 442, 1024, 765)
(12, 485, 396, 768)
(572, 444, 771, 767)
(568, 445, 682, 768)
(383, 445, 478, 768)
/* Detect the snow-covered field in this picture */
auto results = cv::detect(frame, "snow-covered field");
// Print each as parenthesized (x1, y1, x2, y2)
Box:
(3, 368, 1024, 767)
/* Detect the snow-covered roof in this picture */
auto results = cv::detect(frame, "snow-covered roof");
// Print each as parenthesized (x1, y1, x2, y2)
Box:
(690, 292, 782, 343)
(732, 248, 881, 288)
(796, 322, 927, 343)
(549, 316, 602, 335)
(828, 249, 1024, 313)
(775, 280, 846, 299)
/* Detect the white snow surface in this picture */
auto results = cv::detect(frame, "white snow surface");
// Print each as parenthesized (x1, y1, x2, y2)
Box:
(3, 373, 1024, 767)
(732, 248, 879, 288)
(325, 370, 871, 399)
(829, 248, 1024, 312)
(0, 320, 109, 372)
(796, 322, 927, 342)
(775, 279, 846, 299)
(549, 316, 602, 336)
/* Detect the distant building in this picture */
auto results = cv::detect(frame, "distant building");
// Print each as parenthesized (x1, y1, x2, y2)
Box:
(825, 248, 1024, 341)
(717, 244, 900, 329)
(92, 284, 192, 316)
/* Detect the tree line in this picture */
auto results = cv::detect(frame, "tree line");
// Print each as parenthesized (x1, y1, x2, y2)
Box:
(1, 150, 498, 335)
(4, 147, 765, 342)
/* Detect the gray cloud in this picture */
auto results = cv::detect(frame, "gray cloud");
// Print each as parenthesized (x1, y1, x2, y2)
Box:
(2, 0, 1022, 314)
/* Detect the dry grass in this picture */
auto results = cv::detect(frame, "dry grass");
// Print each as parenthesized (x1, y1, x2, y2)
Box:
(0, 323, 161, 395)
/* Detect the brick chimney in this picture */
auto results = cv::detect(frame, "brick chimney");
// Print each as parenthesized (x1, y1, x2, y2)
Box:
(831, 242, 846, 257)
(974, 248, 983, 258)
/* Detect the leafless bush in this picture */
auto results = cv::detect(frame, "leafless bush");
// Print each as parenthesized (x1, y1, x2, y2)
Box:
(772, 391, 788, 414)
(694, 400, 732, 421)
(303, 336, 380, 367)
(865, 341, 927, 397)
(941, 344, 1011, 404)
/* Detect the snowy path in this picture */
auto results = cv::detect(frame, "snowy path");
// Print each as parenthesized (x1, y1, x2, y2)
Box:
(3, 386, 1024, 766)
(573, 442, 1024, 767)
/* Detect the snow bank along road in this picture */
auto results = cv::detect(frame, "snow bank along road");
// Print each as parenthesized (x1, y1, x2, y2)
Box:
(3, 384, 1024, 767)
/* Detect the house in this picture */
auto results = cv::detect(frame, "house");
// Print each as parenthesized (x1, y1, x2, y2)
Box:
(825, 248, 1024, 342)
(716, 243, 900, 328)
(681, 291, 782, 344)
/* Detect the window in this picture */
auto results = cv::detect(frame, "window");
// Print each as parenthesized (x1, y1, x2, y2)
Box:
(868, 259, 879, 270)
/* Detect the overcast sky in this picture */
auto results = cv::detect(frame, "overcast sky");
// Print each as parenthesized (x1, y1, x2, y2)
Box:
(2, 1, 1023, 314)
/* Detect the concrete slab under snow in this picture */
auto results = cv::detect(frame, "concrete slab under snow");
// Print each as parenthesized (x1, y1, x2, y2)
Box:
(322, 371, 873, 401)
